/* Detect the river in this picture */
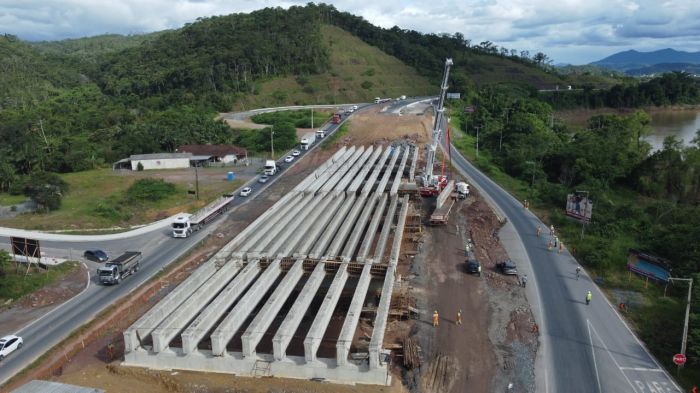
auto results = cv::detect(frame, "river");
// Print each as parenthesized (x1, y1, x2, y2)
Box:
(647, 109, 700, 151)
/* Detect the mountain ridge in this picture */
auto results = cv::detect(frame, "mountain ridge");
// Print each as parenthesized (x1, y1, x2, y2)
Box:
(591, 48, 700, 72)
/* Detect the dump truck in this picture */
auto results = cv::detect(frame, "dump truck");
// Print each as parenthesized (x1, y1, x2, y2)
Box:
(172, 194, 235, 238)
(97, 251, 142, 285)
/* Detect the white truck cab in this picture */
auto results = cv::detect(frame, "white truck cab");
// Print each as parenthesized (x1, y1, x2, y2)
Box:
(172, 215, 192, 237)
(264, 160, 277, 175)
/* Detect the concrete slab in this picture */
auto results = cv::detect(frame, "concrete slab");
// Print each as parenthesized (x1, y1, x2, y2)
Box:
(319, 147, 364, 194)
(356, 194, 388, 263)
(293, 195, 345, 258)
(409, 146, 418, 182)
(348, 147, 382, 193)
(375, 147, 401, 194)
(389, 196, 410, 264)
(308, 195, 355, 260)
(361, 148, 391, 195)
(293, 147, 347, 192)
(307, 147, 356, 192)
(369, 265, 395, 369)
(267, 195, 329, 258)
(372, 195, 399, 264)
(390, 148, 409, 196)
(340, 195, 378, 262)
(323, 194, 368, 260)
(303, 264, 348, 363)
(336, 264, 372, 366)
(249, 193, 316, 258)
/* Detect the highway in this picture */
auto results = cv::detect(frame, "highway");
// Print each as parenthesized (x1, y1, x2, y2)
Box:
(0, 105, 362, 387)
(442, 124, 682, 392)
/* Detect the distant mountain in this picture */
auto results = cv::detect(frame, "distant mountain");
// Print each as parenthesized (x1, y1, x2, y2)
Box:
(591, 48, 700, 73)
(626, 63, 700, 76)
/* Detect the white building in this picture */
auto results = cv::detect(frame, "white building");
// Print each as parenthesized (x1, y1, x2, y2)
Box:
(113, 153, 193, 170)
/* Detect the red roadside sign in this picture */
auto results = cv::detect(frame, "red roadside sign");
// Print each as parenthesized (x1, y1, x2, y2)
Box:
(673, 353, 686, 365)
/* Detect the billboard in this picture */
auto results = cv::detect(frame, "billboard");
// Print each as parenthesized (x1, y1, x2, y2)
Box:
(446, 92, 461, 99)
(11, 237, 41, 258)
(565, 194, 593, 222)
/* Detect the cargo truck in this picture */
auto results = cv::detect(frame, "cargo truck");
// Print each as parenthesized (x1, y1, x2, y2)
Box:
(332, 113, 342, 124)
(316, 129, 326, 139)
(264, 160, 277, 175)
(456, 182, 470, 199)
(300, 132, 316, 150)
(97, 251, 141, 285)
(172, 194, 235, 238)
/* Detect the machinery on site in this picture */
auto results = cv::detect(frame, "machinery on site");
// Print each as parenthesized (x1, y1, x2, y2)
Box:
(456, 182, 470, 199)
(171, 194, 235, 238)
(97, 251, 142, 285)
(420, 58, 453, 197)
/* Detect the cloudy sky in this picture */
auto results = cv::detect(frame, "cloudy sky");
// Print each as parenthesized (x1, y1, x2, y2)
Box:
(1, 0, 699, 64)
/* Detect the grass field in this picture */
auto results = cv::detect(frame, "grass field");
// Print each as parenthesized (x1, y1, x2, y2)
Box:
(0, 194, 27, 206)
(0, 168, 244, 230)
(233, 25, 435, 110)
(0, 253, 80, 303)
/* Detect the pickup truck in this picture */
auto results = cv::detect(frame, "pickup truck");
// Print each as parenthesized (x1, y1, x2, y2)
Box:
(496, 259, 517, 275)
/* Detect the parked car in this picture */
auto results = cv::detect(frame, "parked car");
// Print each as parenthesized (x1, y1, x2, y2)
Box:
(239, 187, 252, 197)
(84, 249, 108, 263)
(258, 175, 269, 184)
(284, 155, 294, 163)
(466, 259, 481, 274)
(0, 335, 23, 361)
(292, 150, 301, 157)
(496, 259, 518, 275)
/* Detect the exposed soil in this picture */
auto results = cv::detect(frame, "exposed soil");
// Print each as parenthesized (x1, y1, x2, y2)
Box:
(0, 263, 88, 334)
(340, 105, 432, 147)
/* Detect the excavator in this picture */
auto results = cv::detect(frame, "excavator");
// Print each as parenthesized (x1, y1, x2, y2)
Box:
(419, 58, 453, 197)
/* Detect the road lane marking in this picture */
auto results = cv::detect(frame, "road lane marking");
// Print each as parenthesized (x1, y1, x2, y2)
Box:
(620, 367, 665, 372)
(18, 261, 91, 335)
(588, 320, 639, 392)
(587, 319, 603, 393)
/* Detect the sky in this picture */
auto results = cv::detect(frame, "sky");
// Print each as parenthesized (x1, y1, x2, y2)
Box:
(1, 0, 699, 64)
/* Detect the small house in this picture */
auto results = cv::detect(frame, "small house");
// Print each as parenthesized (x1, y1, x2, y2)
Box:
(177, 144, 248, 165)
(113, 153, 193, 170)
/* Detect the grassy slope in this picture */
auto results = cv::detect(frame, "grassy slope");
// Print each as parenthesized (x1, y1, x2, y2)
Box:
(234, 25, 435, 110)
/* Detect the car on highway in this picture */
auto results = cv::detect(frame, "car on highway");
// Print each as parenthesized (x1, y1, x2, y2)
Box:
(292, 150, 301, 157)
(284, 155, 294, 163)
(496, 259, 517, 275)
(0, 335, 23, 361)
(84, 249, 108, 263)
(465, 259, 481, 275)
(239, 187, 252, 197)
(258, 175, 269, 184)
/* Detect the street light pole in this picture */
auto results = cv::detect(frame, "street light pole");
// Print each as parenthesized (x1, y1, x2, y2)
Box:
(270, 126, 275, 159)
(194, 163, 200, 200)
(667, 277, 693, 371)
(476, 125, 480, 159)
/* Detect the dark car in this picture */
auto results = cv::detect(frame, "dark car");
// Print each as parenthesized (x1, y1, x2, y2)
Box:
(84, 249, 108, 263)
(496, 259, 517, 275)
(466, 259, 481, 274)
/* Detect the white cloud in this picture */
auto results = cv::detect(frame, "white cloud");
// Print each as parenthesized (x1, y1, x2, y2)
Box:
(0, 0, 698, 64)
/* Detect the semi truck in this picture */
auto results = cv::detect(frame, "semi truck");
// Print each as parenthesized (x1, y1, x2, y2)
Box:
(97, 251, 142, 285)
(332, 113, 341, 124)
(264, 160, 277, 175)
(300, 132, 316, 150)
(172, 194, 235, 238)
(316, 129, 326, 139)
(456, 182, 470, 199)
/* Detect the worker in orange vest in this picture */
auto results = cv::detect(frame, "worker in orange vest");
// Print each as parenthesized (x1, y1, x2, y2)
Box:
(433, 310, 440, 327)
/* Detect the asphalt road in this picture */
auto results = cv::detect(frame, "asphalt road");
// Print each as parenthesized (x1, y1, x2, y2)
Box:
(443, 131, 682, 392)
(0, 106, 364, 387)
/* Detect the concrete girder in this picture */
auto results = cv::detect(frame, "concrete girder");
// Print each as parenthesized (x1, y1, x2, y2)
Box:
(335, 147, 373, 194)
(232, 193, 305, 259)
(293, 146, 347, 192)
(340, 194, 378, 262)
(336, 263, 372, 366)
(371, 195, 399, 264)
(302, 264, 349, 363)
(240, 259, 305, 357)
(409, 146, 418, 182)
(124, 260, 219, 352)
(323, 194, 368, 260)
(267, 194, 330, 258)
(319, 147, 364, 194)
(348, 147, 382, 193)
(293, 194, 345, 258)
(369, 265, 396, 369)
(390, 196, 410, 266)
(247, 193, 316, 259)
(356, 193, 388, 263)
(390, 148, 409, 196)
(210, 259, 283, 356)
(308, 194, 356, 260)
(272, 262, 326, 360)
(307, 147, 356, 192)
(151, 260, 243, 353)
(361, 148, 391, 195)
(375, 147, 401, 194)
(180, 261, 261, 354)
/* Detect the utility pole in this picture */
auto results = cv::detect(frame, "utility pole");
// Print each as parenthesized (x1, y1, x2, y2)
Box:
(270, 126, 275, 159)
(666, 277, 693, 372)
(476, 125, 480, 159)
(194, 163, 200, 200)
(311, 108, 314, 129)
(576, 190, 589, 239)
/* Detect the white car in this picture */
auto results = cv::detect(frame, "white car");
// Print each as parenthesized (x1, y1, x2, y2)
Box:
(292, 150, 301, 157)
(284, 155, 294, 163)
(239, 187, 252, 197)
(0, 335, 23, 360)
(352, 105, 358, 111)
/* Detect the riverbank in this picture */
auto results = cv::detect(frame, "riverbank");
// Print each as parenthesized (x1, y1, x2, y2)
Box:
(555, 104, 700, 128)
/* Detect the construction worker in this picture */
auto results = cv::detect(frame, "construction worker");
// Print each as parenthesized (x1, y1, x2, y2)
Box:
(456, 309, 462, 325)
(532, 323, 539, 335)
(547, 240, 553, 251)
(558, 241, 564, 254)
(550, 224, 555, 236)
(521, 274, 528, 288)
(585, 291, 592, 305)
(433, 310, 440, 327)
(536, 225, 541, 237)
(575, 266, 581, 280)
(554, 236, 559, 248)
(477, 263, 482, 277)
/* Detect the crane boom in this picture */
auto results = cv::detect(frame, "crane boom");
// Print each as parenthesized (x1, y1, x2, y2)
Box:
(423, 58, 453, 187)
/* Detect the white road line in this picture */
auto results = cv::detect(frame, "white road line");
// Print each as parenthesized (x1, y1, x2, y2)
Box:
(587, 319, 603, 393)
(17, 261, 91, 335)
(588, 320, 639, 392)
(619, 367, 666, 372)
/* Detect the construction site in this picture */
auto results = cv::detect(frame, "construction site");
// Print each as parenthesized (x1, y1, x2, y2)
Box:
(122, 144, 428, 385)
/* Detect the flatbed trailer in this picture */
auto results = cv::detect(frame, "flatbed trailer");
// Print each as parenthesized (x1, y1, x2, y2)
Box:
(429, 196, 455, 225)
